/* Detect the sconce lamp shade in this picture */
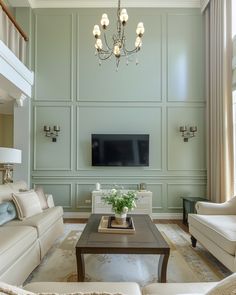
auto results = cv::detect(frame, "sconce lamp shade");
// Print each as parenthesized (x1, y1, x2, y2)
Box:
(0, 148, 22, 164)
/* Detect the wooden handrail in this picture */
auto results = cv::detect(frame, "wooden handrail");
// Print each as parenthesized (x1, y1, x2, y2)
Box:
(0, 0, 28, 41)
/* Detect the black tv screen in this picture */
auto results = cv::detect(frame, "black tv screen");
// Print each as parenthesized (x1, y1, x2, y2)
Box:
(92, 134, 149, 167)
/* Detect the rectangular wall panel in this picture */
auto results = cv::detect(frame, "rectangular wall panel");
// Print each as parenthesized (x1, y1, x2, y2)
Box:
(35, 13, 73, 101)
(34, 106, 72, 170)
(167, 13, 204, 102)
(78, 9, 162, 101)
(167, 107, 206, 171)
(167, 183, 206, 209)
(33, 183, 73, 208)
(77, 106, 162, 171)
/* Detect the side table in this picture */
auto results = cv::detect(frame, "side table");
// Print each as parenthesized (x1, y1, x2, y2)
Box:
(182, 197, 208, 225)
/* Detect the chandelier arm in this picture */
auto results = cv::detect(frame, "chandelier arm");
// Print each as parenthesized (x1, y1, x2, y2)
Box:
(103, 32, 112, 51)
(98, 51, 114, 60)
(122, 38, 140, 55)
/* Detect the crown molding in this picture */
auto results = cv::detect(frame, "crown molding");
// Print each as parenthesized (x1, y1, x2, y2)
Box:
(8, 0, 31, 7)
(9, 0, 201, 8)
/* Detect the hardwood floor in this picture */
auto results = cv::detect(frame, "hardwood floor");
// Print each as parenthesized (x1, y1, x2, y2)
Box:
(64, 218, 189, 233)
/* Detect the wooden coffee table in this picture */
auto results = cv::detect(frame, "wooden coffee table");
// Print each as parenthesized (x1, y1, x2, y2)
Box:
(75, 214, 170, 282)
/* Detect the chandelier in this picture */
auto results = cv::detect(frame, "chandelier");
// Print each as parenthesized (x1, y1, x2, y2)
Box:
(92, 0, 145, 69)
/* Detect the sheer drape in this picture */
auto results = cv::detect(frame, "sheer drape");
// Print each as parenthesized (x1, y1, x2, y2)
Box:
(205, 0, 234, 202)
(233, 36, 236, 91)
(0, 5, 26, 63)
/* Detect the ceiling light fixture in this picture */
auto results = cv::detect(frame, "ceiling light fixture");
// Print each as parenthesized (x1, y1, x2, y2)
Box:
(93, 0, 145, 70)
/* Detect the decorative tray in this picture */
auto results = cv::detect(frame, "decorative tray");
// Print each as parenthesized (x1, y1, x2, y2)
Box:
(98, 216, 135, 234)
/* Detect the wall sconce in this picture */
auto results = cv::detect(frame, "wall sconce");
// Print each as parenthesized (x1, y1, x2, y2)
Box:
(44, 125, 60, 142)
(179, 126, 197, 142)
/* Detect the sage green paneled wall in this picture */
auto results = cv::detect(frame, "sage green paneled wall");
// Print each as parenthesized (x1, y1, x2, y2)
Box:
(29, 7, 205, 214)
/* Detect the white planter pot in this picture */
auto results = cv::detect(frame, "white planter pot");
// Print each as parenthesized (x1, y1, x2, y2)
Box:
(114, 213, 127, 225)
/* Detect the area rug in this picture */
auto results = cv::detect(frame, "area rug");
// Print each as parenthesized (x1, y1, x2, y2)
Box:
(25, 223, 231, 286)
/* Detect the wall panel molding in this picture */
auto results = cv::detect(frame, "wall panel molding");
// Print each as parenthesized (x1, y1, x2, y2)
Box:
(34, 13, 74, 101)
(167, 182, 206, 209)
(33, 105, 73, 171)
(32, 182, 73, 208)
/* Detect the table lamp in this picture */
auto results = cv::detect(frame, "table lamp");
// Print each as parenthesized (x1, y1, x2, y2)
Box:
(0, 147, 22, 183)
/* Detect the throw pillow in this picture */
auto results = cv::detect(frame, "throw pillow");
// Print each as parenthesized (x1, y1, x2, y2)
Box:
(0, 201, 17, 225)
(205, 273, 236, 295)
(35, 186, 49, 210)
(12, 191, 43, 220)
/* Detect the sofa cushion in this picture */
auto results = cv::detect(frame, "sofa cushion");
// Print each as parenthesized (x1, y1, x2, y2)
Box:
(1, 282, 124, 295)
(35, 186, 49, 210)
(12, 191, 43, 220)
(206, 273, 236, 294)
(0, 226, 37, 275)
(5, 206, 63, 237)
(188, 214, 236, 255)
(0, 201, 16, 225)
(24, 282, 141, 295)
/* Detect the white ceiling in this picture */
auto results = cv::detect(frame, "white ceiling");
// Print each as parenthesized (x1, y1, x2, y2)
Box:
(8, 0, 201, 8)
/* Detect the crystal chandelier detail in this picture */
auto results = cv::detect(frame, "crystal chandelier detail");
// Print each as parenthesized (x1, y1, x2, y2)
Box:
(92, 0, 145, 69)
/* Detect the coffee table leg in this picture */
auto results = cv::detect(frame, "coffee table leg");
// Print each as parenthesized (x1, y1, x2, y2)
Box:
(76, 249, 85, 282)
(158, 253, 169, 282)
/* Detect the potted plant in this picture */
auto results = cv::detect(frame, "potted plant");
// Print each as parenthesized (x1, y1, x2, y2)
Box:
(102, 187, 137, 224)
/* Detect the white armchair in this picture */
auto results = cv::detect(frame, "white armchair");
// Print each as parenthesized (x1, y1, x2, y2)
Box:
(196, 196, 236, 215)
(188, 197, 236, 272)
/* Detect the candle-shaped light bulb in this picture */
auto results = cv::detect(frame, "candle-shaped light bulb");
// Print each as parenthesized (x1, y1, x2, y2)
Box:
(95, 38, 103, 50)
(93, 25, 101, 37)
(113, 45, 121, 57)
(120, 9, 128, 23)
(101, 13, 109, 28)
(44, 125, 50, 132)
(136, 22, 145, 36)
(179, 126, 186, 132)
(190, 126, 197, 132)
(54, 125, 60, 132)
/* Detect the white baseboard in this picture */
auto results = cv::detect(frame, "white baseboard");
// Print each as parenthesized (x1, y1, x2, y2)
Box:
(63, 212, 182, 220)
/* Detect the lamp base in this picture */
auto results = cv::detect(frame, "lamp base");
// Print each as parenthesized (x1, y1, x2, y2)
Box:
(3, 164, 13, 184)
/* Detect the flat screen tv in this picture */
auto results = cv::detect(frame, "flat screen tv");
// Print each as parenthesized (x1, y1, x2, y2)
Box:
(92, 134, 149, 167)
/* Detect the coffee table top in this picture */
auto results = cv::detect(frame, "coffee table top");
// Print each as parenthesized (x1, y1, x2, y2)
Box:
(76, 214, 170, 254)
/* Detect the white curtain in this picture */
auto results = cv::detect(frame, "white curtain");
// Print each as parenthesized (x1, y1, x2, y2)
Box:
(233, 36, 236, 91)
(201, 0, 210, 12)
(205, 0, 234, 202)
(0, 5, 26, 64)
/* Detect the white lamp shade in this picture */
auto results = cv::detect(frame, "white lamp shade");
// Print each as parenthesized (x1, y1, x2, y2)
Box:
(0, 148, 22, 164)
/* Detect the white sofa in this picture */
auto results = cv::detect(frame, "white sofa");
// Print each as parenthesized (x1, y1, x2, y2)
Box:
(0, 181, 64, 285)
(23, 281, 218, 295)
(188, 197, 236, 272)
(2, 273, 236, 295)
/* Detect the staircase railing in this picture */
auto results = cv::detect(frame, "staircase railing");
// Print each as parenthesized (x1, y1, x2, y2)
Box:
(0, 0, 28, 64)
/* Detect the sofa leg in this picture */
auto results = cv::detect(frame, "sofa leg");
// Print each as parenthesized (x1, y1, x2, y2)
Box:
(191, 236, 197, 247)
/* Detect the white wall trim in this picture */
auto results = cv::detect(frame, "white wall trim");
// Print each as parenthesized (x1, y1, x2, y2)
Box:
(10, 0, 201, 8)
(63, 212, 182, 220)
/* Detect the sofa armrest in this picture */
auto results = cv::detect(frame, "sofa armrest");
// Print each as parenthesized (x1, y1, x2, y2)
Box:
(196, 197, 236, 215)
(45, 194, 55, 208)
